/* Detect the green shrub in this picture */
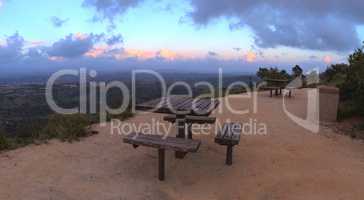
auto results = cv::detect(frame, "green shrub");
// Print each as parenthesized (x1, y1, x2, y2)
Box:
(0, 133, 10, 151)
(341, 47, 364, 117)
(337, 102, 357, 121)
(322, 43, 364, 119)
(40, 114, 93, 142)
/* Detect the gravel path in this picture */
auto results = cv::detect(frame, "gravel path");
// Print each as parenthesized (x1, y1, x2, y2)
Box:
(1, 89, 364, 200)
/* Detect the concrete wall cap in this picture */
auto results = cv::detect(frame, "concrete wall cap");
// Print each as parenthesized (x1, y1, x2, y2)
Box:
(318, 85, 339, 94)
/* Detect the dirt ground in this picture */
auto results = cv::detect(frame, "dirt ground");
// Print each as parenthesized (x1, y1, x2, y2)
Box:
(1, 89, 364, 200)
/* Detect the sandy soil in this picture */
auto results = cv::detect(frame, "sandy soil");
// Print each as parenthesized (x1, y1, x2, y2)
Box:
(1, 89, 364, 200)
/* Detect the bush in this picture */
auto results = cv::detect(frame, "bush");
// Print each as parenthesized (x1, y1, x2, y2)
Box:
(340, 47, 364, 116)
(39, 114, 93, 142)
(0, 133, 10, 151)
(337, 102, 357, 121)
(321, 43, 364, 119)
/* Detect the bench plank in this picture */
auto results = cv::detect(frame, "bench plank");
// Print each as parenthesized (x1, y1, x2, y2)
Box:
(215, 123, 242, 146)
(163, 115, 216, 124)
(123, 133, 201, 152)
(136, 96, 219, 116)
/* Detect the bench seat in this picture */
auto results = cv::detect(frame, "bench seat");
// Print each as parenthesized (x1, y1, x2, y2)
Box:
(123, 133, 201, 180)
(215, 123, 242, 165)
(123, 132, 201, 152)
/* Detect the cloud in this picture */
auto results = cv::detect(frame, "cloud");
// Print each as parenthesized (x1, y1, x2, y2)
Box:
(323, 55, 333, 64)
(0, 32, 334, 78)
(106, 34, 123, 45)
(82, 0, 145, 27)
(207, 51, 218, 57)
(232, 48, 241, 52)
(50, 16, 69, 27)
(85, 44, 124, 58)
(187, 0, 364, 51)
(0, 33, 25, 63)
(47, 33, 103, 58)
(244, 51, 257, 63)
(156, 49, 178, 60)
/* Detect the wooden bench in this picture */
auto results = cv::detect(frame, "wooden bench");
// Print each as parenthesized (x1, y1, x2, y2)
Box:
(262, 78, 293, 98)
(263, 86, 281, 97)
(262, 86, 293, 98)
(215, 123, 242, 165)
(123, 132, 201, 181)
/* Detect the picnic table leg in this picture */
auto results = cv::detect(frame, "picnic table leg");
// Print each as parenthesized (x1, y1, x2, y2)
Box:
(187, 124, 192, 139)
(275, 89, 278, 96)
(226, 145, 233, 166)
(176, 114, 186, 138)
(270, 89, 273, 97)
(175, 114, 187, 159)
(158, 149, 165, 181)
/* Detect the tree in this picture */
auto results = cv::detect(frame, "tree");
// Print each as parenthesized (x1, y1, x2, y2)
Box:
(257, 67, 291, 80)
(256, 67, 269, 79)
(341, 44, 364, 116)
(321, 63, 349, 83)
(292, 65, 303, 77)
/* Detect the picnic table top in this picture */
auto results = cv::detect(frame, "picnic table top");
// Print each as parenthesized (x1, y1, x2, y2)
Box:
(263, 78, 290, 83)
(123, 132, 201, 152)
(136, 95, 219, 116)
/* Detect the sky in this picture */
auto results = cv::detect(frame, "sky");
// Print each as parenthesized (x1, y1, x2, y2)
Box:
(1, 0, 364, 76)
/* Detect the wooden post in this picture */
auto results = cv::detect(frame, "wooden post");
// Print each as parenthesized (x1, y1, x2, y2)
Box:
(270, 89, 273, 97)
(275, 89, 278, 96)
(175, 114, 186, 159)
(187, 124, 192, 139)
(176, 114, 185, 138)
(226, 145, 233, 166)
(158, 149, 165, 181)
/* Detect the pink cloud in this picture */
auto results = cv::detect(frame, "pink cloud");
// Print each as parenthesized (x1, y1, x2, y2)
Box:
(323, 55, 332, 64)
(86, 46, 209, 61)
(24, 40, 47, 48)
(73, 32, 89, 40)
(157, 49, 178, 60)
(85, 45, 109, 58)
(245, 51, 257, 62)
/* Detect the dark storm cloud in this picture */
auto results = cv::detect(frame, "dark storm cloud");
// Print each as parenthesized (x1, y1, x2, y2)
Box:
(187, 0, 364, 51)
(106, 34, 123, 45)
(47, 33, 103, 58)
(50, 16, 69, 27)
(82, 0, 145, 26)
(0, 33, 24, 63)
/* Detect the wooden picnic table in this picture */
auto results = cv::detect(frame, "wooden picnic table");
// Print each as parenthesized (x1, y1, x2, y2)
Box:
(136, 95, 219, 116)
(136, 95, 219, 158)
(263, 78, 292, 97)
